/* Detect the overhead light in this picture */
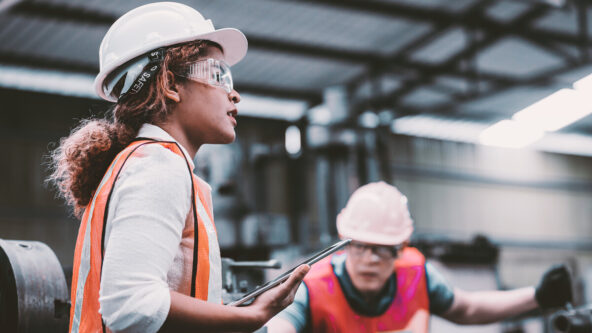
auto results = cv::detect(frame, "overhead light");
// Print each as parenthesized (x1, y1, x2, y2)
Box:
(480, 120, 544, 148)
(0, 64, 96, 99)
(573, 73, 592, 92)
(308, 104, 332, 125)
(512, 88, 592, 132)
(358, 111, 379, 128)
(236, 94, 308, 121)
(285, 125, 301, 156)
(392, 114, 486, 143)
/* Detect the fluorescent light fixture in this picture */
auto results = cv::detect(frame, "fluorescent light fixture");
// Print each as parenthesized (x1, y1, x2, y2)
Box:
(393, 114, 592, 156)
(285, 125, 301, 155)
(534, 132, 592, 157)
(512, 88, 592, 132)
(392, 115, 487, 143)
(0, 64, 96, 98)
(573, 73, 592, 92)
(480, 120, 544, 148)
(237, 94, 308, 121)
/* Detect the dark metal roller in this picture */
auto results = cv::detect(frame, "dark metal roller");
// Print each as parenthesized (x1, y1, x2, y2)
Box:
(553, 308, 592, 333)
(0, 239, 69, 333)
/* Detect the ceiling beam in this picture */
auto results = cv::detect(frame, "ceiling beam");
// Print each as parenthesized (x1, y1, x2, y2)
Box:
(365, 4, 562, 113)
(6, 0, 589, 107)
(292, 0, 586, 46)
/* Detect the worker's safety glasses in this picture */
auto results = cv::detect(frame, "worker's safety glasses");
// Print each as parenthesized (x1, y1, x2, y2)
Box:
(177, 58, 233, 93)
(348, 241, 401, 259)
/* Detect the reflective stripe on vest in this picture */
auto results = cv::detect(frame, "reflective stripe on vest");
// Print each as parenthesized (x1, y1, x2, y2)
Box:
(69, 140, 219, 333)
(305, 247, 430, 333)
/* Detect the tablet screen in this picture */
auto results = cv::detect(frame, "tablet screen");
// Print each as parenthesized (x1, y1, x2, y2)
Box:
(228, 238, 352, 306)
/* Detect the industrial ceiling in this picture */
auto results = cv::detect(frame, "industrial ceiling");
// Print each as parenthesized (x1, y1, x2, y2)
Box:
(2, 0, 592, 134)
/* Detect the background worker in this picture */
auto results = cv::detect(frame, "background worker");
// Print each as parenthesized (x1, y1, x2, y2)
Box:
(48, 3, 308, 333)
(266, 181, 573, 332)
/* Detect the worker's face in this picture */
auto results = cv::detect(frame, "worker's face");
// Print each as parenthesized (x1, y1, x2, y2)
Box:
(345, 241, 398, 297)
(174, 46, 241, 147)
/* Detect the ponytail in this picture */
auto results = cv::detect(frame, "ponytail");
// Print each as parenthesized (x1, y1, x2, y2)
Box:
(48, 118, 137, 216)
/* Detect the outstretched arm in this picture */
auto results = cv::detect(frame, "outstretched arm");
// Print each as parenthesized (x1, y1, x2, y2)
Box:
(440, 287, 537, 325)
(440, 264, 573, 325)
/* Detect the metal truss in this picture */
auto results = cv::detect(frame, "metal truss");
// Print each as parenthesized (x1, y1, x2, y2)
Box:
(4, 0, 592, 116)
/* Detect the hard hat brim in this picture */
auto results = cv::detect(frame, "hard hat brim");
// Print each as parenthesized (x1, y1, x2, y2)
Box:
(94, 27, 248, 102)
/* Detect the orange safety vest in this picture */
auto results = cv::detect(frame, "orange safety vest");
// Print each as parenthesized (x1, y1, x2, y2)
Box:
(69, 139, 218, 333)
(306, 247, 430, 333)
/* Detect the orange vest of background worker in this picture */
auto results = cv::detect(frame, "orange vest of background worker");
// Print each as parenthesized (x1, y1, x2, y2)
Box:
(306, 247, 429, 333)
(69, 140, 216, 333)
(266, 181, 574, 333)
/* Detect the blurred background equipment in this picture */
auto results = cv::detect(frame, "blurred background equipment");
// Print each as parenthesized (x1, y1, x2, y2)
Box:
(221, 257, 282, 305)
(0, 239, 69, 333)
(2, 1, 592, 332)
(0, 238, 274, 333)
(552, 306, 592, 333)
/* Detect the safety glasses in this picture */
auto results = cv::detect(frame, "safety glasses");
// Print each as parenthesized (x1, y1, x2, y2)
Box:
(177, 58, 233, 93)
(348, 241, 402, 259)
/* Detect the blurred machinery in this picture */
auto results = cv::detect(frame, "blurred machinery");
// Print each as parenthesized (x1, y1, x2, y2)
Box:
(0, 239, 69, 333)
(552, 306, 592, 333)
(0, 239, 280, 333)
(221, 257, 282, 305)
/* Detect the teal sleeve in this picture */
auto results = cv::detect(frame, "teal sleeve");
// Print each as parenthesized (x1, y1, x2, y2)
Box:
(273, 283, 309, 332)
(425, 261, 455, 315)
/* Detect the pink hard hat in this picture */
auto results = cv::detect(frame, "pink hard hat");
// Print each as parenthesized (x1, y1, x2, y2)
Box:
(337, 181, 413, 246)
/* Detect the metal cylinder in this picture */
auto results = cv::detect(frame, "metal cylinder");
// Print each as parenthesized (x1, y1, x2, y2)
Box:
(553, 309, 592, 333)
(0, 239, 69, 333)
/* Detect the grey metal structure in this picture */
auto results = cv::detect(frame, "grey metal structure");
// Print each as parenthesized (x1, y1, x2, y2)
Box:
(0, 239, 69, 333)
(1, 0, 592, 132)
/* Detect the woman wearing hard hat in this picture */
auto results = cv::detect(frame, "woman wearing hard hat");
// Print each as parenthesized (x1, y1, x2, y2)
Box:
(49, 3, 308, 333)
(267, 181, 573, 332)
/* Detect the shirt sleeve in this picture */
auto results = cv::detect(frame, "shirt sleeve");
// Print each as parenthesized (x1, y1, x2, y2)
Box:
(99, 144, 192, 333)
(425, 261, 455, 315)
(274, 283, 310, 332)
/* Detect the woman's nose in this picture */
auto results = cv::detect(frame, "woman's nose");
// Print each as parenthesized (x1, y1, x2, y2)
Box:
(229, 89, 241, 104)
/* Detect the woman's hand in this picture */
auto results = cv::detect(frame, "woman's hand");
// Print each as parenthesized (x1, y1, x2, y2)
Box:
(161, 264, 310, 333)
(247, 264, 310, 326)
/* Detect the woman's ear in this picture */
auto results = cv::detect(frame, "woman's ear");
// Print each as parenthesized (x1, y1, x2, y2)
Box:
(164, 70, 181, 103)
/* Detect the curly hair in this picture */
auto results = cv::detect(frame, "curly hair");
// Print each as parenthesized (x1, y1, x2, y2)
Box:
(48, 40, 221, 216)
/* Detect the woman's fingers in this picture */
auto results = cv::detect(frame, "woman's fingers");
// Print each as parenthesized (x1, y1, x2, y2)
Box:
(276, 264, 310, 302)
(284, 265, 310, 290)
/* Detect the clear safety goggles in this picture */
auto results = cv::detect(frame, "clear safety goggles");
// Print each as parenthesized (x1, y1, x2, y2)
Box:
(177, 58, 233, 93)
(348, 241, 402, 259)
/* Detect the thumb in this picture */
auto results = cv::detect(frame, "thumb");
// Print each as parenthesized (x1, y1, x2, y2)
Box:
(285, 264, 310, 288)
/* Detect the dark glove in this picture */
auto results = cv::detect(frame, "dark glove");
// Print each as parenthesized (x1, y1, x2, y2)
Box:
(535, 264, 573, 309)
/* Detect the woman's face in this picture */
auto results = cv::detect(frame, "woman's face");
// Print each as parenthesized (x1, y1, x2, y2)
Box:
(174, 46, 241, 149)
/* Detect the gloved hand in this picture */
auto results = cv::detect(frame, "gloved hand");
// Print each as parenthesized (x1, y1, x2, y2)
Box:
(535, 264, 573, 309)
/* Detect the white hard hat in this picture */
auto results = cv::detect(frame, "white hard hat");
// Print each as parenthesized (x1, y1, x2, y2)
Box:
(336, 182, 413, 246)
(94, 2, 248, 102)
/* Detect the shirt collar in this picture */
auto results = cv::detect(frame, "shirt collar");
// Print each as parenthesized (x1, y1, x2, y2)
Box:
(137, 123, 195, 170)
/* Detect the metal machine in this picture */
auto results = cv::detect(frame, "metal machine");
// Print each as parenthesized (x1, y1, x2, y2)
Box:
(0, 239, 69, 333)
(0, 238, 280, 333)
(553, 306, 592, 333)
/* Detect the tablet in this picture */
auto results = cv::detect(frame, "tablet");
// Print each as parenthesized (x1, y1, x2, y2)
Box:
(228, 238, 352, 306)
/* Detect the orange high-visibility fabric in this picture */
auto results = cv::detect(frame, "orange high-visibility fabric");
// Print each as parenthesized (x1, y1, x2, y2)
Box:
(69, 140, 214, 333)
(306, 247, 430, 333)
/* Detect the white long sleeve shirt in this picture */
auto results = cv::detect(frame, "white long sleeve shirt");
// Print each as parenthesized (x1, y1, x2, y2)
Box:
(98, 124, 220, 333)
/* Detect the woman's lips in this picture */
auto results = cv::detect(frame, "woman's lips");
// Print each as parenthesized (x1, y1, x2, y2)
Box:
(227, 110, 237, 127)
